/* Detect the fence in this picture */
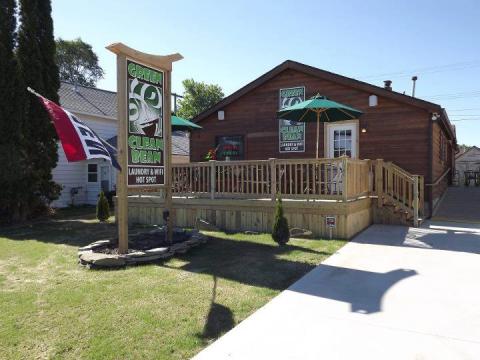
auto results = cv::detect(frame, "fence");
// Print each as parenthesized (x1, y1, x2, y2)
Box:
(172, 157, 373, 201)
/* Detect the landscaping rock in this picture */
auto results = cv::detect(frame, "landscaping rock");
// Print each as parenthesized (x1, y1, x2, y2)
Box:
(126, 252, 174, 263)
(195, 218, 220, 232)
(79, 252, 126, 267)
(125, 251, 148, 258)
(145, 247, 170, 255)
(78, 239, 111, 251)
(170, 242, 190, 254)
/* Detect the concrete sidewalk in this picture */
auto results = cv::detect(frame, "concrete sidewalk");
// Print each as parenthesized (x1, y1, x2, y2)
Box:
(193, 222, 480, 360)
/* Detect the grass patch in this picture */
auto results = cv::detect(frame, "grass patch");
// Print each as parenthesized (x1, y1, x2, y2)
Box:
(0, 207, 346, 359)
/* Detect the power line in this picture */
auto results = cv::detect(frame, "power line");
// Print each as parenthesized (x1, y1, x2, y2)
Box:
(359, 60, 480, 80)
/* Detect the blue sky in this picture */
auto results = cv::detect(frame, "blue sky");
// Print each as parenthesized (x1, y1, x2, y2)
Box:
(51, 0, 480, 146)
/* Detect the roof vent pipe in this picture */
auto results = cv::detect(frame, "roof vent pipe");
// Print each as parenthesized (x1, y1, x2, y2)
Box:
(384, 80, 392, 91)
(411, 76, 418, 97)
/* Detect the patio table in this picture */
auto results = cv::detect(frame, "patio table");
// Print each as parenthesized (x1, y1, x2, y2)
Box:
(464, 170, 480, 186)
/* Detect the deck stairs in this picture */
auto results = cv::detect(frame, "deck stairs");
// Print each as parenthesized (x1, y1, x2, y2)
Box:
(372, 160, 424, 227)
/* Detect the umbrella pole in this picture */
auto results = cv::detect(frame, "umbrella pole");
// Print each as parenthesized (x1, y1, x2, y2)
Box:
(316, 111, 320, 159)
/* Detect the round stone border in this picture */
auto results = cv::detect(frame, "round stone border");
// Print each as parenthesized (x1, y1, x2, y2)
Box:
(78, 231, 208, 268)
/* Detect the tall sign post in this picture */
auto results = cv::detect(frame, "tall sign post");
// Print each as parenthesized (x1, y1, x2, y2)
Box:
(106, 43, 183, 253)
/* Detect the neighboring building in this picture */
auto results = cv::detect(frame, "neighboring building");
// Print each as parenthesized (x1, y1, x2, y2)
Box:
(455, 146, 480, 183)
(52, 81, 190, 208)
(190, 60, 457, 215)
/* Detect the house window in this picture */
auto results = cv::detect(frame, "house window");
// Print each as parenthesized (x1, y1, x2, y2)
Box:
(216, 136, 245, 160)
(88, 164, 98, 182)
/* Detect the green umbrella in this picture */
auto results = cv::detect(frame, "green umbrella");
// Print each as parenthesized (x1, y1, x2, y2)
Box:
(277, 94, 363, 158)
(171, 115, 202, 131)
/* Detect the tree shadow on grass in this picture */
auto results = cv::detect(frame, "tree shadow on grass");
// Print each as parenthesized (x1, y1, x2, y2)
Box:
(0, 218, 119, 248)
(163, 235, 332, 291)
(198, 275, 234, 340)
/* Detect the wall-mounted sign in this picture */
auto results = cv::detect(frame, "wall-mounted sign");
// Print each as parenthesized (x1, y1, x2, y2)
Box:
(326, 216, 336, 228)
(279, 86, 305, 153)
(126, 60, 165, 186)
(216, 135, 244, 160)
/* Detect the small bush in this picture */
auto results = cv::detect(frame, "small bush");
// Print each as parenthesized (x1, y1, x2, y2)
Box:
(96, 191, 110, 222)
(272, 195, 289, 246)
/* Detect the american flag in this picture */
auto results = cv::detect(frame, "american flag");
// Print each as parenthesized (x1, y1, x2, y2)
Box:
(28, 87, 121, 170)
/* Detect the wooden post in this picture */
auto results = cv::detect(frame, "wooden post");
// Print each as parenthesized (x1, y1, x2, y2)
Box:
(164, 70, 174, 242)
(375, 159, 384, 208)
(270, 158, 276, 201)
(419, 175, 424, 217)
(106, 43, 183, 251)
(413, 175, 419, 227)
(342, 157, 348, 202)
(115, 54, 129, 254)
(315, 112, 320, 159)
(210, 160, 216, 200)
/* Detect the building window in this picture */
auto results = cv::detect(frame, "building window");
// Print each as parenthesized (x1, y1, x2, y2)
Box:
(333, 129, 352, 157)
(216, 136, 245, 160)
(88, 164, 98, 182)
(440, 133, 446, 162)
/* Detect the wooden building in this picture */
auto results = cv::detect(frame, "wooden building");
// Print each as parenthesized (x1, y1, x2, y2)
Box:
(190, 60, 457, 215)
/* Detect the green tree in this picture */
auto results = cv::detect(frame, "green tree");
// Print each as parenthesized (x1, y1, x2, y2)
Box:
(176, 79, 224, 119)
(272, 195, 290, 246)
(96, 191, 110, 222)
(0, 0, 24, 221)
(16, 0, 61, 220)
(56, 37, 104, 87)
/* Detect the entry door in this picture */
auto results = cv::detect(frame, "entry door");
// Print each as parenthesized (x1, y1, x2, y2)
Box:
(100, 165, 110, 192)
(327, 123, 358, 159)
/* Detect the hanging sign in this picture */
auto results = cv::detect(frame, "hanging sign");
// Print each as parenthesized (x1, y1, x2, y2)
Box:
(279, 86, 305, 153)
(126, 60, 165, 186)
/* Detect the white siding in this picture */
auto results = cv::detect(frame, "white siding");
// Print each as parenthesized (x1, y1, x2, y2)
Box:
(51, 112, 118, 207)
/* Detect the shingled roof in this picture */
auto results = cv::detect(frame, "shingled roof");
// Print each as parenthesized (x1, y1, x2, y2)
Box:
(59, 81, 189, 156)
(59, 81, 117, 118)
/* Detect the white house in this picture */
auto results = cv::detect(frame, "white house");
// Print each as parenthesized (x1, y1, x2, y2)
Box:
(455, 146, 480, 184)
(52, 81, 189, 207)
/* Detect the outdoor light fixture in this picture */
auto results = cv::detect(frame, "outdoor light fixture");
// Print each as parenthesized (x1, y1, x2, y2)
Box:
(218, 110, 225, 120)
(361, 120, 368, 133)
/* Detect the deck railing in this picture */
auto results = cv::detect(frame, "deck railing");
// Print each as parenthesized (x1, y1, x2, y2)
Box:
(172, 157, 373, 201)
(374, 160, 424, 226)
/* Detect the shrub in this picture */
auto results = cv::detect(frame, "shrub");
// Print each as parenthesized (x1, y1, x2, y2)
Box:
(272, 195, 289, 246)
(96, 191, 110, 222)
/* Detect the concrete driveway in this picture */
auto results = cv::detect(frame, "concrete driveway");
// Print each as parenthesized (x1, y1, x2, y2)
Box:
(194, 222, 480, 360)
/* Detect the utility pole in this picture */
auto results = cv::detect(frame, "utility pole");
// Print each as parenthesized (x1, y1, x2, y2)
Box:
(172, 92, 184, 114)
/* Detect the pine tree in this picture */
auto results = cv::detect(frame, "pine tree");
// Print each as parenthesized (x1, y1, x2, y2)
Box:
(16, 0, 61, 219)
(96, 191, 110, 222)
(0, 0, 24, 222)
(272, 195, 290, 246)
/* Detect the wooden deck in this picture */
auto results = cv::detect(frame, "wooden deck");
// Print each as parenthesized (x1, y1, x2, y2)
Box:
(124, 157, 424, 239)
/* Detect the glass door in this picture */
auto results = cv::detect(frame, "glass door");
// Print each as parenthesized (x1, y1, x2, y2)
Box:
(328, 123, 357, 158)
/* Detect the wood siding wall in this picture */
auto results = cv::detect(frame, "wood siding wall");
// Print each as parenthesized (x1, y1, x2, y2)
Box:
(431, 122, 453, 209)
(191, 69, 432, 180)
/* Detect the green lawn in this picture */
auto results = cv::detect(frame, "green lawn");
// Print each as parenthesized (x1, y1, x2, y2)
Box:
(0, 207, 346, 359)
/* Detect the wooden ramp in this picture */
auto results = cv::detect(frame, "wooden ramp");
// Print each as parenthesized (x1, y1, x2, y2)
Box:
(432, 186, 480, 223)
